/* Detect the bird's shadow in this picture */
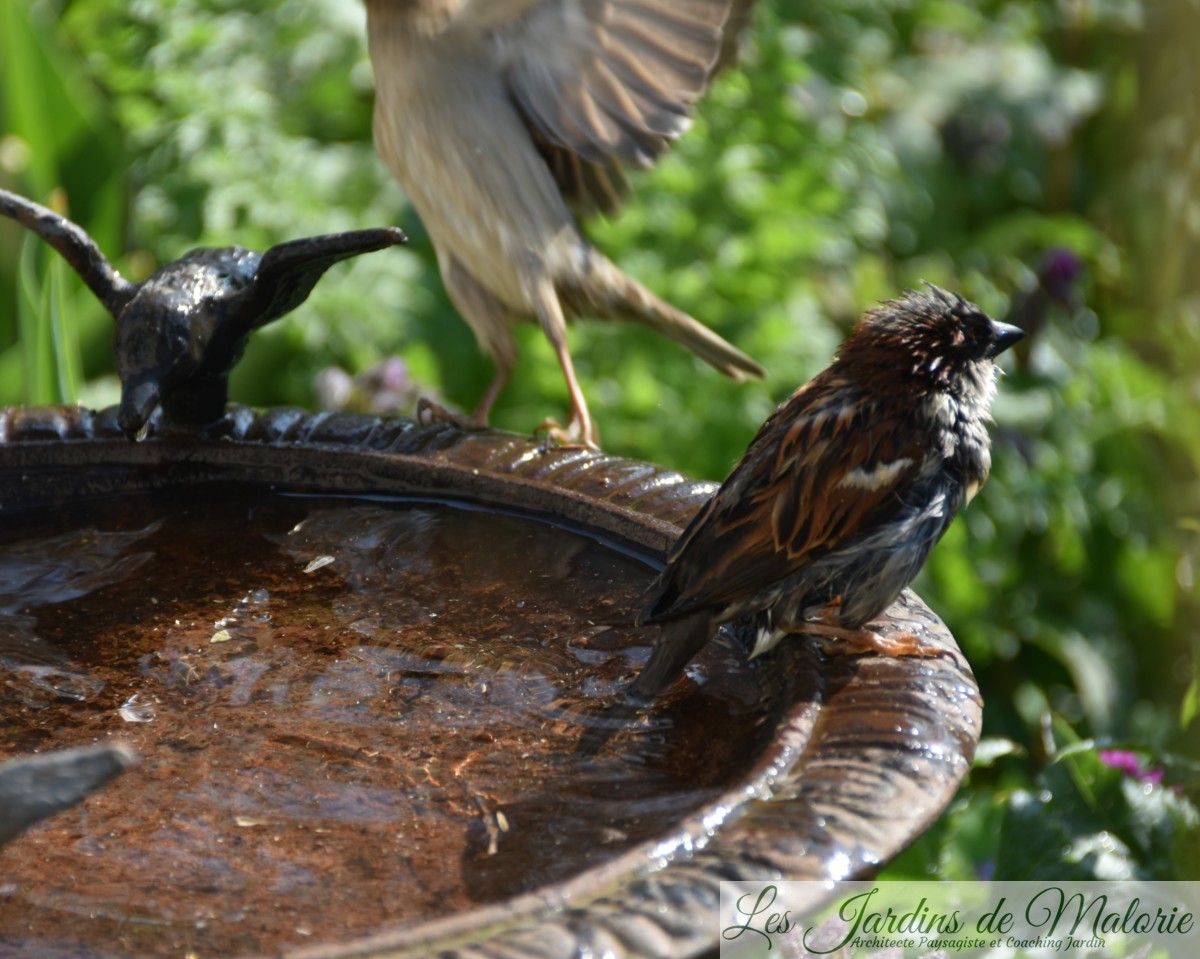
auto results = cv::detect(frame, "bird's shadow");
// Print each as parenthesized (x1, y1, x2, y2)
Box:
(452, 625, 857, 905)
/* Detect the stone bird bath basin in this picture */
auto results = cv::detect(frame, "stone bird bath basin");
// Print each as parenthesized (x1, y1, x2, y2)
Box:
(0, 404, 982, 959)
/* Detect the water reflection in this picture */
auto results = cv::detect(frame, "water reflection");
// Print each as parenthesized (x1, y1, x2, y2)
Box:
(0, 488, 780, 958)
(0, 521, 160, 707)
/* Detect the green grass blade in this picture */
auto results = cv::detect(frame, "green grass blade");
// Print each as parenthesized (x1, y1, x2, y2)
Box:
(16, 237, 54, 405)
(48, 257, 83, 402)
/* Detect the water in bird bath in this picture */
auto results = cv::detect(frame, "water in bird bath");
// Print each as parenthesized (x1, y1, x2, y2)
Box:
(0, 487, 782, 958)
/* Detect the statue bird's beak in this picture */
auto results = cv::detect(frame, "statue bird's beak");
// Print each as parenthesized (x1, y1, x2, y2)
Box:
(118, 376, 160, 441)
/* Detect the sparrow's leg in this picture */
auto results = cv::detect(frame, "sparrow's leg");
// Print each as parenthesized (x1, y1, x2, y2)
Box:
(800, 599, 950, 659)
(471, 363, 512, 426)
(414, 362, 510, 434)
(440, 251, 521, 430)
(530, 275, 598, 449)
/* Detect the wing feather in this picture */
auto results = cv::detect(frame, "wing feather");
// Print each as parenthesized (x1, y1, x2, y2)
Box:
(642, 376, 930, 622)
(483, 0, 743, 214)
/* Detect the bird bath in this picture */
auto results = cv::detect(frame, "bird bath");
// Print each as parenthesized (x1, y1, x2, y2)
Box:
(0, 404, 982, 959)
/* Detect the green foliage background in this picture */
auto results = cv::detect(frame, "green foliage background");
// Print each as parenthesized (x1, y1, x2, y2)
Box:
(2, 0, 1198, 879)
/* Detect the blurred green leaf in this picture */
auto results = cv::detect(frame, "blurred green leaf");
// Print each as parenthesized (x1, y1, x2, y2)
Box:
(996, 745, 1200, 880)
(16, 235, 50, 404)
(1184, 673, 1200, 731)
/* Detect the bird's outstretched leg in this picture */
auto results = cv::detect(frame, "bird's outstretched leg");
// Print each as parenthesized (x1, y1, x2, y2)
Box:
(415, 360, 508, 434)
(430, 252, 520, 433)
(531, 276, 598, 449)
(471, 363, 512, 427)
(413, 362, 510, 434)
(414, 364, 508, 433)
(800, 597, 949, 659)
(415, 396, 470, 430)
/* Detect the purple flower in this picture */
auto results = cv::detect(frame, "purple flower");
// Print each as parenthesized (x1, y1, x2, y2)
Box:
(1098, 749, 1165, 785)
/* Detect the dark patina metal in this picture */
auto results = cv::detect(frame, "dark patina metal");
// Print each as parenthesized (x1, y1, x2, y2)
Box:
(0, 743, 135, 847)
(0, 188, 405, 439)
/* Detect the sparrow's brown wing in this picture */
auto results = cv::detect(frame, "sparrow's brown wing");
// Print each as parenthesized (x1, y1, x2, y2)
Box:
(642, 376, 930, 623)
(476, 0, 751, 215)
(711, 0, 756, 75)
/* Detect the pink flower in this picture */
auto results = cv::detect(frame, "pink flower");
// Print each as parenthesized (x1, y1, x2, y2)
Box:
(1098, 749, 1165, 785)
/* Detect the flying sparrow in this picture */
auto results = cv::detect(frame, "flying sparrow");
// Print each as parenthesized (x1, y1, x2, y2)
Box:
(629, 285, 1024, 698)
(364, 0, 764, 448)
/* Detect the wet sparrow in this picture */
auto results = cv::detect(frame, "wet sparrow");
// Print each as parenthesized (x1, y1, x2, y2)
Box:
(631, 285, 1024, 697)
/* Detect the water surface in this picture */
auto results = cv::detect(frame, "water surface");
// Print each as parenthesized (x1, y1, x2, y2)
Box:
(0, 487, 778, 957)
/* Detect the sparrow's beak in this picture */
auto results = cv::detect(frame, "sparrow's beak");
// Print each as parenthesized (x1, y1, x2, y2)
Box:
(988, 320, 1026, 358)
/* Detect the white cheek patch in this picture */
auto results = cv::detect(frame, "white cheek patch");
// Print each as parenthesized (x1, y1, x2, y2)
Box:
(837, 458, 913, 492)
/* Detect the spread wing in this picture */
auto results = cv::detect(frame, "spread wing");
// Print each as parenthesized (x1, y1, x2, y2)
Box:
(642, 377, 930, 623)
(470, 0, 754, 215)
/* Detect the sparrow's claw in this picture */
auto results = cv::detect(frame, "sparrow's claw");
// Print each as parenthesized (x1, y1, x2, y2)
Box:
(802, 621, 949, 659)
(416, 396, 476, 431)
(534, 415, 599, 451)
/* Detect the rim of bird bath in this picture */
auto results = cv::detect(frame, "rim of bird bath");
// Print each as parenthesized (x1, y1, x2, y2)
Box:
(0, 403, 983, 959)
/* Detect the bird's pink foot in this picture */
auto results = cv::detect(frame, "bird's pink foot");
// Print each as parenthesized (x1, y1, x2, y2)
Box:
(802, 621, 946, 659)
(534, 414, 599, 451)
(802, 598, 948, 658)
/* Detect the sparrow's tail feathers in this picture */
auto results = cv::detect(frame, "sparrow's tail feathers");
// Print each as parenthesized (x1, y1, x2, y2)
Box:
(574, 611, 714, 756)
(627, 610, 714, 700)
(562, 254, 765, 382)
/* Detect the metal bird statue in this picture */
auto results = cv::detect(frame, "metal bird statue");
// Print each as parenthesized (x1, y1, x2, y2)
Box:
(0, 743, 135, 849)
(0, 188, 407, 438)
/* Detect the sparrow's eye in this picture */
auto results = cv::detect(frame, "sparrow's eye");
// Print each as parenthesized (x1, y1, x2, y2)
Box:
(961, 310, 994, 352)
